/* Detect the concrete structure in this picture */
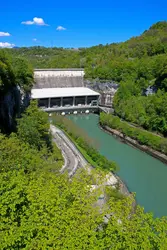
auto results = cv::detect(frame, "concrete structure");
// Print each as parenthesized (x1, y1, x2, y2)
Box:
(34, 68, 84, 77)
(85, 80, 119, 107)
(31, 87, 100, 113)
(34, 69, 84, 89)
(32, 69, 105, 114)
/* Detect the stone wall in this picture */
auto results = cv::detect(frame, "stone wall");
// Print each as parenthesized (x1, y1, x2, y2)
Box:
(102, 125, 167, 164)
(84, 80, 119, 106)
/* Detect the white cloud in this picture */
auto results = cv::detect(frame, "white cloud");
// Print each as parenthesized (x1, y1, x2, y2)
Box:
(56, 26, 66, 31)
(33, 17, 48, 26)
(21, 17, 48, 26)
(22, 21, 34, 25)
(0, 32, 11, 37)
(0, 42, 15, 48)
(33, 38, 37, 41)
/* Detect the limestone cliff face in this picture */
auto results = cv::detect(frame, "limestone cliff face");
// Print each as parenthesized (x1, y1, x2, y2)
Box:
(84, 80, 119, 106)
(0, 87, 30, 133)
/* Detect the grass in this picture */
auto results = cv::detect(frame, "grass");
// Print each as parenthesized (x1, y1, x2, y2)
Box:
(51, 119, 99, 168)
(51, 116, 117, 171)
(62, 129, 98, 168)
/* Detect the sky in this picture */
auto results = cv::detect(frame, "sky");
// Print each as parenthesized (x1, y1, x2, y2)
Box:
(0, 0, 167, 48)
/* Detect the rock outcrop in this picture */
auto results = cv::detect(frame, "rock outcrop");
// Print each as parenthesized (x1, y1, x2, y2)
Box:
(84, 80, 119, 106)
(0, 87, 30, 133)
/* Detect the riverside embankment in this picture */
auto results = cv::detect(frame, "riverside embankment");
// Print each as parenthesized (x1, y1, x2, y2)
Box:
(50, 123, 131, 198)
(101, 125, 167, 164)
(68, 114, 167, 217)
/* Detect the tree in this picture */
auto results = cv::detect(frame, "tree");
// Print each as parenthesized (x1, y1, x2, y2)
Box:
(0, 168, 167, 249)
(0, 50, 15, 92)
(0, 50, 34, 133)
(12, 57, 34, 92)
(100, 197, 167, 249)
(17, 101, 51, 150)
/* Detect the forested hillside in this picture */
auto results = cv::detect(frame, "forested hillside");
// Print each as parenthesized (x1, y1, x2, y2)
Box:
(7, 47, 81, 68)
(0, 102, 167, 249)
(1, 102, 167, 248)
(0, 50, 33, 133)
(1, 22, 167, 248)
(5, 21, 167, 135)
(6, 21, 167, 75)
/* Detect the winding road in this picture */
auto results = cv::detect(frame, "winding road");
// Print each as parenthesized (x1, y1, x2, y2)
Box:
(50, 125, 88, 177)
(50, 124, 128, 211)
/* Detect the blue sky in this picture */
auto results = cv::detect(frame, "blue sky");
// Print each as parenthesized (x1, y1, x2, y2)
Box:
(0, 0, 167, 48)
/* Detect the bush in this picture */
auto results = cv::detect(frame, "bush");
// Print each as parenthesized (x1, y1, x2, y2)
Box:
(100, 112, 167, 154)
(17, 100, 52, 150)
(52, 115, 117, 172)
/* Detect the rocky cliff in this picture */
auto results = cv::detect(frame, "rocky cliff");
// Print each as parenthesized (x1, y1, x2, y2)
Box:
(0, 88, 30, 133)
(84, 80, 119, 106)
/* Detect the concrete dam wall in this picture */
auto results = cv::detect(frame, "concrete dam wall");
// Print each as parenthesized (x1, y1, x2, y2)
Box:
(33, 69, 119, 108)
(34, 69, 85, 89)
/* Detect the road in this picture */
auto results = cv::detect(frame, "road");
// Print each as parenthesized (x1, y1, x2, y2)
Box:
(50, 125, 88, 177)
(50, 124, 129, 211)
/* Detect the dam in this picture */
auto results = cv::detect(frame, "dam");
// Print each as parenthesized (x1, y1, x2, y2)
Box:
(32, 68, 167, 217)
(32, 69, 100, 114)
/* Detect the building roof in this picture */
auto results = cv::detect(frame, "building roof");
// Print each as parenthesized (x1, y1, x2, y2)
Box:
(34, 68, 84, 71)
(31, 87, 100, 99)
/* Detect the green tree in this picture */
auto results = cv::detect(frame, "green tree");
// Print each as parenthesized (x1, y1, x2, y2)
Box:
(0, 50, 15, 92)
(12, 57, 34, 92)
(0, 168, 167, 249)
(17, 101, 51, 150)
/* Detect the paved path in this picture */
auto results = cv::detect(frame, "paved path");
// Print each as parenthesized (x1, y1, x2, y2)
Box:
(50, 125, 130, 212)
(50, 125, 88, 177)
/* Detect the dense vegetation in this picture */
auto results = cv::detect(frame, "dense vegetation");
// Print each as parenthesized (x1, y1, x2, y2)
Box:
(100, 113, 167, 154)
(0, 50, 33, 93)
(52, 115, 117, 171)
(7, 47, 81, 69)
(6, 21, 167, 76)
(6, 21, 167, 136)
(1, 21, 167, 248)
(1, 103, 167, 249)
(0, 50, 33, 133)
(113, 63, 167, 136)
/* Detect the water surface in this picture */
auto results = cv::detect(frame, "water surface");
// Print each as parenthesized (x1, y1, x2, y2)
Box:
(69, 114, 167, 217)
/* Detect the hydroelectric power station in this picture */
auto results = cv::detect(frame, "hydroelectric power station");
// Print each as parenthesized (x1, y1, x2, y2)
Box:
(31, 68, 167, 217)
(31, 69, 100, 115)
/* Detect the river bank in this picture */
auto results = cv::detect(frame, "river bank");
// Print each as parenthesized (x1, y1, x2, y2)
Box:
(68, 114, 167, 217)
(63, 123, 133, 198)
(100, 125, 167, 165)
(51, 116, 132, 199)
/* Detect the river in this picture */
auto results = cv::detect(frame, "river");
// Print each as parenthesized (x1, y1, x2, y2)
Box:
(68, 113, 167, 217)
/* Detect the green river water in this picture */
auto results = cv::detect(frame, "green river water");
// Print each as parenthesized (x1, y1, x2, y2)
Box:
(69, 113, 167, 218)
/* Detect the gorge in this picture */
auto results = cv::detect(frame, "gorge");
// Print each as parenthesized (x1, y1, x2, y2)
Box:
(1, 20, 167, 248)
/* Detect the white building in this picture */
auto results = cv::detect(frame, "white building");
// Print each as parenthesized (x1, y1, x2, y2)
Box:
(31, 87, 100, 113)
(32, 69, 100, 114)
